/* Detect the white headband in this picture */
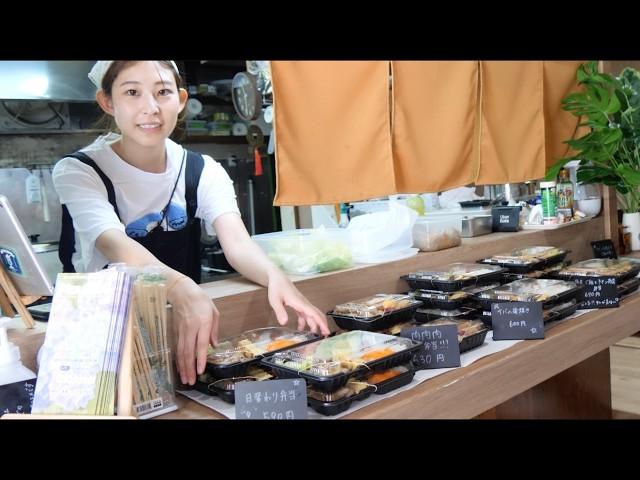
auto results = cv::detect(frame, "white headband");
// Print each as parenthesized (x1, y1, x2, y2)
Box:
(88, 61, 180, 89)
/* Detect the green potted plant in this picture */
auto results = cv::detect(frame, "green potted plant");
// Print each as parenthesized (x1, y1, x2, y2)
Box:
(546, 60, 640, 250)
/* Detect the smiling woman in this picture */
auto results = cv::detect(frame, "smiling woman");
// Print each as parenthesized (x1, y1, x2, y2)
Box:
(51, 60, 331, 387)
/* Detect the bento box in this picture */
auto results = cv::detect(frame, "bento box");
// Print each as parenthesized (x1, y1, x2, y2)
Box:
(328, 294, 422, 331)
(261, 330, 422, 392)
(206, 327, 322, 378)
(472, 278, 583, 310)
(402, 263, 506, 292)
(414, 306, 476, 324)
(307, 378, 375, 416)
(478, 246, 569, 273)
(555, 258, 640, 283)
(366, 363, 416, 395)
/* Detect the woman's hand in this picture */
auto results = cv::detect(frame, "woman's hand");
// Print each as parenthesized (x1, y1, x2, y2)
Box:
(267, 270, 331, 336)
(167, 275, 219, 385)
(94, 230, 218, 385)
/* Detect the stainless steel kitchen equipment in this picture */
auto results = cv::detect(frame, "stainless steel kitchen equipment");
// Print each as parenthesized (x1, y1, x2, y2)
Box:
(461, 215, 492, 237)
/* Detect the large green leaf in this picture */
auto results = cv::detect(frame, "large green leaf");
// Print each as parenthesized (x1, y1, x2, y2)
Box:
(616, 165, 640, 186)
(602, 128, 623, 144)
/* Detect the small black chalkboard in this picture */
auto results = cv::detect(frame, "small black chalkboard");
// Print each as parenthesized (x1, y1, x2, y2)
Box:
(491, 302, 544, 340)
(235, 378, 308, 420)
(400, 324, 460, 369)
(591, 239, 617, 259)
(574, 276, 620, 308)
(0, 378, 36, 416)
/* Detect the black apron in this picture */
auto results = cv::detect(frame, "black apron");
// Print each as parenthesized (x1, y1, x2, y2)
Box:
(58, 150, 204, 284)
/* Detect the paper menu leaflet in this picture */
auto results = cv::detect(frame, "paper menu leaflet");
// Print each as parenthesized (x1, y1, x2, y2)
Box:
(32, 269, 132, 415)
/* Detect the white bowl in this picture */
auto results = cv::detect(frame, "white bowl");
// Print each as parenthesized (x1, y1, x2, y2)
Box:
(576, 197, 602, 217)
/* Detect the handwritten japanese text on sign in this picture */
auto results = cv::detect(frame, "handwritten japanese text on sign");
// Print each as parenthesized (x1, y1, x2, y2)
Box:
(235, 378, 308, 420)
(492, 301, 544, 340)
(400, 324, 460, 369)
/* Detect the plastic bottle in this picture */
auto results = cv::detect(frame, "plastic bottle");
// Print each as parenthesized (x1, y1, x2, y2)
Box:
(556, 168, 574, 219)
(0, 317, 37, 414)
(338, 203, 350, 228)
(540, 181, 557, 224)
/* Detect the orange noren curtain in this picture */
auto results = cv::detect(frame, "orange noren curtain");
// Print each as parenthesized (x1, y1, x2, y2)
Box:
(476, 61, 546, 185)
(392, 61, 478, 193)
(271, 61, 393, 206)
(542, 60, 589, 169)
(270, 61, 585, 205)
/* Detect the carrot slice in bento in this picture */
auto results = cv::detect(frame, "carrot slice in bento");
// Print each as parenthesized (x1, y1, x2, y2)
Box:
(368, 369, 401, 384)
(360, 347, 395, 362)
(266, 339, 298, 352)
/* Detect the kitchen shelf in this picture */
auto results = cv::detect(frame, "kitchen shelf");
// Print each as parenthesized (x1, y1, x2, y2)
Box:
(189, 95, 233, 106)
(180, 135, 270, 144)
(181, 135, 247, 144)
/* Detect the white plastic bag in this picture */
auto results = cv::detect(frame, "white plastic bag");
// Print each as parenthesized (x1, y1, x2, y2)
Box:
(346, 201, 418, 262)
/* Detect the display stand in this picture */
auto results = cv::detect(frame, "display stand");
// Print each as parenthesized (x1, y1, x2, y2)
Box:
(0, 264, 36, 328)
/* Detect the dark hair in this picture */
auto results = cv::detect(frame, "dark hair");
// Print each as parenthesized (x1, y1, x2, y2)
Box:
(95, 61, 186, 133)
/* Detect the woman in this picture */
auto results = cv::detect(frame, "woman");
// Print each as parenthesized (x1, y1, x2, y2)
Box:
(52, 60, 330, 385)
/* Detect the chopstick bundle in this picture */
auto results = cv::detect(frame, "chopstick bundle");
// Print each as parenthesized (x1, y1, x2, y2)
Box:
(131, 270, 177, 418)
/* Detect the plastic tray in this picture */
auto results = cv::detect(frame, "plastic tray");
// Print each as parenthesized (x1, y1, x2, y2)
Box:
(367, 364, 416, 395)
(619, 277, 640, 298)
(460, 199, 493, 208)
(555, 258, 640, 283)
(478, 246, 570, 273)
(417, 318, 489, 353)
(502, 261, 572, 283)
(379, 321, 418, 336)
(194, 366, 274, 402)
(307, 381, 375, 416)
(207, 376, 259, 404)
(402, 263, 506, 292)
(252, 227, 352, 275)
(328, 294, 423, 331)
(472, 278, 583, 310)
(330, 303, 421, 331)
(261, 331, 423, 392)
(414, 306, 476, 324)
(410, 289, 470, 310)
(205, 327, 322, 378)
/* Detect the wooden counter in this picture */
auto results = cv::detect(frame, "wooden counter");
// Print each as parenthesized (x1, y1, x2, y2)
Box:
(9, 215, 629, 419)
(165, 290, 640, 419)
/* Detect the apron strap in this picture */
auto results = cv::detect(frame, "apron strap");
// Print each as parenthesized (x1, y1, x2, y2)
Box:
(184, 149, 204, 218)
(58, 152, 119, 272)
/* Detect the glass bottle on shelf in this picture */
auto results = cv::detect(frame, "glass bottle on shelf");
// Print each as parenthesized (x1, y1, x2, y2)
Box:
(556, 168, 574, 219)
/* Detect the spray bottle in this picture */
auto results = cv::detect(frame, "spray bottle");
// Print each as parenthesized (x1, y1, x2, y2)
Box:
(0, 317, 37, 414)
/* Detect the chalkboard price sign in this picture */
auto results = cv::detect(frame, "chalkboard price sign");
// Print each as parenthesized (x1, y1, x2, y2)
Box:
(0, 378, 36, 416)
(235, 378, 308, 420)
(399, 324, 460, 369)
(591, 239, 617, 259)
(573, 276, 619, 308)
(491, 302, 544, 340)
